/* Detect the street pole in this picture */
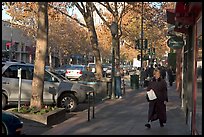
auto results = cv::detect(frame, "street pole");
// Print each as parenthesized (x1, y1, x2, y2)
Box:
(140, 2, 144, 69)
(110, 22, 118, 99)
(9, 19, 13, 61)
(150, 40, 153, 65)
(111, 39, 115, 99)
(140, 2, 144, 85)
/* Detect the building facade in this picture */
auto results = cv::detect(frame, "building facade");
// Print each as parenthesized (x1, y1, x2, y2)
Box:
(166, 2, 202, 135)
(2, 20, 60, 68)
(2, 20, 35, 63)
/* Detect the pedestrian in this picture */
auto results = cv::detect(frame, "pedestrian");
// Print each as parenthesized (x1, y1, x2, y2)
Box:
(167, 66, 174, 86)
(145, 69, 168, 128)
(148, 64, 154, 78)
(115, 69, 123, 99)
(160, 66, 166, 80)
(141, 67, 148, 87)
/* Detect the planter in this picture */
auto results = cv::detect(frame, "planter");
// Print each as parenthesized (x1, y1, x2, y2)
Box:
(10, 108, 66, 126)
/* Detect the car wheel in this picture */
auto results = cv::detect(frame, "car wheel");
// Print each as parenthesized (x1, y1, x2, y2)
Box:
(58, 93, 77, 112)
(2, 123, 8, 135)
(2, 94, 7, 109)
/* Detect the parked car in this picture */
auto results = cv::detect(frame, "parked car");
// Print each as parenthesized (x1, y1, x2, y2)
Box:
(2, 110, 23, 135)
(105, 66, 112, 77)
(102, 64, 109, 77)
(87, 63, 96, 73)
(65, 65, 87, 80)
(55, 64, 71, 77)
(2, 61, 94, 112)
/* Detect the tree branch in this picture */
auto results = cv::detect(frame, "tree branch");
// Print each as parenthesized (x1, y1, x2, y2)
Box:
(92, 3, 111, 28)
(106, 2, 115, 15)
(118, 2, 126, 38)
(74, 2, 85, 15)
(48, 3, 87, 28)
(98, 2, 115, 16)
(119, 2, 126, 22)
(80, 2, 85, 13)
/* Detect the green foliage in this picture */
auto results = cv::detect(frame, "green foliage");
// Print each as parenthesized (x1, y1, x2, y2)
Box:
(12, 105, 58, 115)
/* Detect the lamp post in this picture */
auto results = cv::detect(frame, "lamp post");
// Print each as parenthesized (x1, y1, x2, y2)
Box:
(140, 2, 144, 85)
(110, 21, 118, 99)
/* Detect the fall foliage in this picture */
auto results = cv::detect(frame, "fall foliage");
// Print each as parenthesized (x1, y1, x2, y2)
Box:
(3, 2, 175, 64)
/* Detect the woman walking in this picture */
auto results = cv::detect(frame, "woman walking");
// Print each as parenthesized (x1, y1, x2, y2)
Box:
(145, 69, 168, 128)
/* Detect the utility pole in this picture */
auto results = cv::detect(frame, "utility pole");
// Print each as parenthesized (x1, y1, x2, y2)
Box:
(140, 2, 144, 69)
(110, 22, 118, 99)
(140, 2, 144, 84)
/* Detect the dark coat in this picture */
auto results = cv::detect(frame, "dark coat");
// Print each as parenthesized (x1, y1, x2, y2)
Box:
(167, 68, 174, 83)
(160, 67, 166, 79)
(146, 77, 168, 123)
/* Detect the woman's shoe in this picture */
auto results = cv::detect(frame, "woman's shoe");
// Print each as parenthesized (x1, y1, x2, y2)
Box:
(145, 123, 151, 128)
(160, 122, 164, 127)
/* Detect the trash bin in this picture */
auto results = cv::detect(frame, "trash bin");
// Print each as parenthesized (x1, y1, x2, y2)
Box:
(115, 76, 121, 97)
(130, 74, 139, 89)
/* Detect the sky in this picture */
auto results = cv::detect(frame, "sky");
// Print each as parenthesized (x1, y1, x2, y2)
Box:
(2, 9, 11, 21)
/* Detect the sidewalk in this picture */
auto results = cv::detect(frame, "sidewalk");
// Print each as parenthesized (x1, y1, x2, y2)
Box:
(42, 84, 191, 135)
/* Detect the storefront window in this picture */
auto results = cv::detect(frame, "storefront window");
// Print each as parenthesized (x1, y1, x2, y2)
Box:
(196, 35, 202, 134)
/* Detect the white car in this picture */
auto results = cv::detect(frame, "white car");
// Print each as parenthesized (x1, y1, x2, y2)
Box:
(65, 65, 87, 80)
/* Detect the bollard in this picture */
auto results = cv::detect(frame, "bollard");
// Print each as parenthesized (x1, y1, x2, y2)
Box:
(88, 91, 95, 122)
(121, 78, 125, 95)
(106, 80, 112, 98)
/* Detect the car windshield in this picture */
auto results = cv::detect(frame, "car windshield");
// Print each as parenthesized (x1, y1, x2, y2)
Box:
(56, 65, 71, 70)
(88, 64, 95, 67)
(69, 65, 85, 70)
(50, 71, 67, 80)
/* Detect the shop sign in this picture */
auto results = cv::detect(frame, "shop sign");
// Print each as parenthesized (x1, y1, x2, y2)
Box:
(167, 36, 184, 49)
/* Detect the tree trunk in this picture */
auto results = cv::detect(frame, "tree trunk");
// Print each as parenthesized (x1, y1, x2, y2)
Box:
(115, 34, 120, 75)
(84, 16, 103, 80)
(58, 49, 63, 66)
(30, 2, 48, 109)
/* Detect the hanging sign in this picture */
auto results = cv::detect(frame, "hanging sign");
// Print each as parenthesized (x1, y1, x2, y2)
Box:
(167, 36, 184, 49)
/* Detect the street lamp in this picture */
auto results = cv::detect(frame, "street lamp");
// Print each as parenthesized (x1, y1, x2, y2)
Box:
(110, 21, 118, 99)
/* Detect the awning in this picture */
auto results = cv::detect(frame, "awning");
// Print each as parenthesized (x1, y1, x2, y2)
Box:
(166, 2, 202, 34)
(166, 9, 175, 25)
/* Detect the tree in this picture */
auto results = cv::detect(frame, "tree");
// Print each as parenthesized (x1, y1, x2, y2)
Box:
(93, 2, 128, 72)
(49, 2, 103, 80)
(30, 2, 48, 109)
(96, 24, 112, 63)
(4, 2, 91, 67)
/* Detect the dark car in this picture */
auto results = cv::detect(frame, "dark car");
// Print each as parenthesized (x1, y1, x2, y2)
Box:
(2, 110, 23, 135)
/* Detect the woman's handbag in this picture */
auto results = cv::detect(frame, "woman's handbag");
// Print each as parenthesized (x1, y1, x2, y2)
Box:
(146, 89, 157, 100)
